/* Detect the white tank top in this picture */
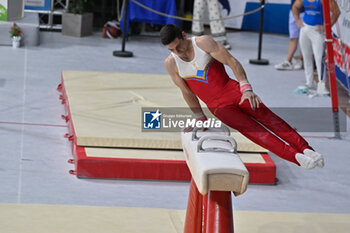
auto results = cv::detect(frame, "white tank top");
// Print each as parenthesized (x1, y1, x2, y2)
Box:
(171, 37, 213, 79)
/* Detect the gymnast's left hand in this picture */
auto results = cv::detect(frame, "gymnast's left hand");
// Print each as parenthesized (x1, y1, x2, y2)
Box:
(239, 91, 262, 110)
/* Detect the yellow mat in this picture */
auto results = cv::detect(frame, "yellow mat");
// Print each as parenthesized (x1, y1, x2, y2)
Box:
(62, 70, 267, 152)
(85, 147, 266, 163)
(2, 203, 349, 233)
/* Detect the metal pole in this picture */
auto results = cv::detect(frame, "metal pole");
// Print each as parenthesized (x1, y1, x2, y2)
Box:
(257, 0, 264, 60)
(322, 0, 341, 138)
(113, 0, 133, 57)
(249, 0, 269, 65)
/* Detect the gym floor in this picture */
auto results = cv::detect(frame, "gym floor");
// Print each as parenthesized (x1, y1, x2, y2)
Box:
(1, 29, 350, 232)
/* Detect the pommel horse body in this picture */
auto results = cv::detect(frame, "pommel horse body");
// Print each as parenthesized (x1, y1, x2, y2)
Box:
(181, 127, 249, 233)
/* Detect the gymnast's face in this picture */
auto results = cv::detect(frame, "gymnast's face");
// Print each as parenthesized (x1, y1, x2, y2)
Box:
(166, 35, 188, 57)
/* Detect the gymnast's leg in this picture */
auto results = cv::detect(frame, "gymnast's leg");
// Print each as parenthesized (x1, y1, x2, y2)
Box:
(213, 105, 316, 169)
(238, 101, 310, 152)
(238, 100, 324, 167)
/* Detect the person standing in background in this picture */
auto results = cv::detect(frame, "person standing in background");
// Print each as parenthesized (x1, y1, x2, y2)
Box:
(192, 0, 231, 50)
(275, 0, 305, 70)
(293, 0, 340, 95)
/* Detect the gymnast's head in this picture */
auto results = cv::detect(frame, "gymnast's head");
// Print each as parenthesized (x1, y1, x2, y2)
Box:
(160, 24, 184, 45)
(160, 24, 188, 56)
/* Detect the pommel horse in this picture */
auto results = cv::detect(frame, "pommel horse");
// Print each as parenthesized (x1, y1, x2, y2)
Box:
(181, 126, 249, 233)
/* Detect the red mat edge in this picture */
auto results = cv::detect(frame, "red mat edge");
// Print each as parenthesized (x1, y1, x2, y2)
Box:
(70, 142, 275, 184)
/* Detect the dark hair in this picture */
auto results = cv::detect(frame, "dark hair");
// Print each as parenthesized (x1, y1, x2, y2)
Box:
(160, 24, 183, 45)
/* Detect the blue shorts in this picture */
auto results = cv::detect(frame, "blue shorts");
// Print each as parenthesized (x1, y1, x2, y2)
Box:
(289, 11, 304, 39)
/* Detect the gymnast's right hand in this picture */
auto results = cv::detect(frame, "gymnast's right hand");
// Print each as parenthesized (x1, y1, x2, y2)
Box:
(184, 114, 208, 132)
(239, 91, 262, 110)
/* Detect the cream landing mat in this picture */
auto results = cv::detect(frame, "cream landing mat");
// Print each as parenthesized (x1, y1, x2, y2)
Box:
(2, 203, 349, 233)
(62, 70, 267, 152)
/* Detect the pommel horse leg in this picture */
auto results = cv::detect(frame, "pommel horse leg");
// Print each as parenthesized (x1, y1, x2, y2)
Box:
(184, 179, 234, 233)
(207, 191, 233, 233)
(184, 179, 203, 233)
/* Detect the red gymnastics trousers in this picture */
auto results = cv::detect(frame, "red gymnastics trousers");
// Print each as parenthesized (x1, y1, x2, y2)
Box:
(183, 59, 312, 165)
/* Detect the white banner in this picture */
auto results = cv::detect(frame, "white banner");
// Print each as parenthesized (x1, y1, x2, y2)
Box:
(332, 0, 350, 90)
(334, 0, 350, 47)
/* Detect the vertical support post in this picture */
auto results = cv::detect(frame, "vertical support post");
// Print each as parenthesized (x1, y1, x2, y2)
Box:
(249, 0, 269, 65)
(113, 0, 133, 57)
(257, 0, 264, 60)
(202, 194, 208, 233)
(102, 0, 106, 25)
(322, 0, 341, 138)
(178, 0, 185, 30)
(184, 179, 203, 233)
(49, 0, 54, 30)
(206, 191, 234, 233)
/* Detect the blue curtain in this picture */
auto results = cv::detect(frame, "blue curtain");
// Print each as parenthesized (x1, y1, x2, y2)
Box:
(121, 0, 178, 34)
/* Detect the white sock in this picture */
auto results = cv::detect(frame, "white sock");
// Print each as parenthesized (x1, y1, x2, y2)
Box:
(295, 153, 317, 170)
(303, 149, 325, 168)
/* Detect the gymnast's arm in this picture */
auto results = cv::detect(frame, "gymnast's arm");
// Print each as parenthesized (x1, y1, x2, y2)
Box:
(164, 55, 204, 116)
(195, 35, 261, 110)
(196, 35, 248, 83)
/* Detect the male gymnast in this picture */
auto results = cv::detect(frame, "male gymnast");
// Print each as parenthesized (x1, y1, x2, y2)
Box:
(160, 24, 324, 169)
